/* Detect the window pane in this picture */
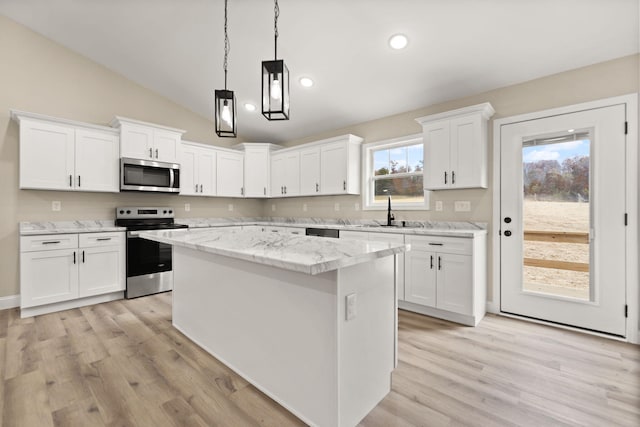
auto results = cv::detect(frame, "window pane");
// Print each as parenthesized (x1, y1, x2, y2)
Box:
(374, 149, 389, 176)
(389, 147, 408, 174)
(407, 144, 423, 173)
(374, 176, 424, 203)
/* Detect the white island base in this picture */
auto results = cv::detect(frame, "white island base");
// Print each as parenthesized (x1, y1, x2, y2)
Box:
(172, 246, 396, 427)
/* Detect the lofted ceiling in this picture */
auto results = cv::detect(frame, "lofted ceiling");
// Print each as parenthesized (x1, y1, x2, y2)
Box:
(0, 0, 638, 143)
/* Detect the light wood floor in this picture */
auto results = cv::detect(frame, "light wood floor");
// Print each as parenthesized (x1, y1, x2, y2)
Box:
(1, 293, 638, 427)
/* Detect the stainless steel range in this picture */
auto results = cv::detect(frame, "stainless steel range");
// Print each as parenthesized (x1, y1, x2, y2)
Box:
(115, 207, 188, 298)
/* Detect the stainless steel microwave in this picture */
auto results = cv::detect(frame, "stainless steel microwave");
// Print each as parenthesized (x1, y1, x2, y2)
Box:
(120, 157, 180, 193)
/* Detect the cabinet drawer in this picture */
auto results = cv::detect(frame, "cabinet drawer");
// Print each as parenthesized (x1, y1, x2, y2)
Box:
(21, 234, 78, 252)
(406, 235, 472, 255)
(79, 232, 124, 248)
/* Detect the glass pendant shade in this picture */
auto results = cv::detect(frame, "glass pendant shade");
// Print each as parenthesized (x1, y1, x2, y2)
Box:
(215, 89, 237, 137)
(262, 59, 290, 120)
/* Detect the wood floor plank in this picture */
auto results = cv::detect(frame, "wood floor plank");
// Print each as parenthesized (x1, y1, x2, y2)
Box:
(1, 297, 639, 426)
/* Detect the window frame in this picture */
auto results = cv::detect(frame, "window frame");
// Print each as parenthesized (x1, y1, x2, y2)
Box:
(362, 133, 430, 211)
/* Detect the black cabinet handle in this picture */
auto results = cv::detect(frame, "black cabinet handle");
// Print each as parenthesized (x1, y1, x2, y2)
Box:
(69, 174, 73, 187)
(428, 243, 443, 246)
(155, 148, 159, 158)
(264, 187, 266, 196)
(82, 250, 85, 263)
(78, 175, 81, 187)
(316, 183, 319, 192)
(149, 148, 153, 158)
(504, 230, 512, 237)
(430, 255, 434, 269)
(96, 237, 111, 241)
(42, 240, 61, 245)
(73, 252, 76, 264)
(452, 171, 455, 184)
(343, 180, 346, 190)
(444, 171, 448, 184)
(438, 256, 442, 270)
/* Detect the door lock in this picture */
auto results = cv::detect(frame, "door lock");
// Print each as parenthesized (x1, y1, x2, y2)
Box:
(504, 217, 512, 223)
(504, 230, 512, 237)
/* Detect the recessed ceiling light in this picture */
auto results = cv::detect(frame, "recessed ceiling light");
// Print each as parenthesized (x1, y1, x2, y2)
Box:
(389, 34, 408, 50)
(244, 103, 256, 112)
(299, 77, 314, 87)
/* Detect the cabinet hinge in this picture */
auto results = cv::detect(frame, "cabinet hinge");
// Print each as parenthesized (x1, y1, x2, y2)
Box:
(624, 121, 628, 135)
(625, 304, 628, 318)
(625, 213, 628, 226)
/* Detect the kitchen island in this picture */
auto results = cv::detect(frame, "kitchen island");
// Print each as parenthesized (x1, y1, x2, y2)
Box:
(139, 228, 409, 427)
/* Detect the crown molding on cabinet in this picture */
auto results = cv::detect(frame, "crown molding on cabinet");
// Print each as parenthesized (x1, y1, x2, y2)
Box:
(109, 116, 186, 135)
(10, 109, 119, 134)
(415, 102, 496, 125)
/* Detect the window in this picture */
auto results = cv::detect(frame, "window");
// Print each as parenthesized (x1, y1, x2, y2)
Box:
(363, 134, 429, 210)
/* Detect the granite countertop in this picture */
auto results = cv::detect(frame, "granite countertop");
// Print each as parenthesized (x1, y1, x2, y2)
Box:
(138, 228, 409, 275)
(176, 217, 487, 238)
(20, 220, 126, 236)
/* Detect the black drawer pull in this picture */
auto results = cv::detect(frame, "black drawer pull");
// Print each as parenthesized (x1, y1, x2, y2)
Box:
(428, 243, 443, 246)
(42, 240, 61, 245)
(96, 238, 112, 241)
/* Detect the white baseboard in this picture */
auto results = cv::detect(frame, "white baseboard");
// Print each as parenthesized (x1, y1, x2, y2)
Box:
(0, 294, 20, 310)
(486, 301, 499, 314)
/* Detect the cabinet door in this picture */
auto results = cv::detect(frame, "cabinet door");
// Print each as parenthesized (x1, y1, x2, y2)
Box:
(450, 114, 485, 189)
(282, 151, 300, 196)
(299, 147, 321, 195)
(153, 129, 181, 163)
(79, 245, 125, 297)
(404, 249, 437, 307)
(436, 253, 473, 315)
(320, 142, 348, 194)
(244, 148, 269, 197)
(271, 153, 286, 196)
(198, 149, 217, 196)
(120, 123, 154, 160)
(180, 145, 199, 196)
(75, 129, 119, 192)
(216, 151, 244, 197)
(423, 120, 450, 190)
(20, 248, 78, 308)
(19, 119, 75, 190)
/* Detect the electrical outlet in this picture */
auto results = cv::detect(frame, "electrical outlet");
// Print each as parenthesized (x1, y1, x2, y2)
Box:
(354, 203, 360, 211)
(303, 203, 308, 212)
(435, 201, 443, 211)
(334, 203, 340, 212)
(184, 203, 191, 212)
(454, 201, 471, 212)
(346, 293, 357, 321)
(272, 204, 276, 212)
(228, 204, 234, 212)
(51, 201, 61, 211)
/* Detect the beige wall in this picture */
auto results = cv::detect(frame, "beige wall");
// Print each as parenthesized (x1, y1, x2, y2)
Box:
(1, 14, 638, 303)
(0, 15, 263, 298)
(272, 54, 639, 302)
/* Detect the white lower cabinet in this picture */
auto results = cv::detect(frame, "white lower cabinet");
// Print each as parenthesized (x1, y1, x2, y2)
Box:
(20, 232, 125, 317)
(402, 234, 486, 326)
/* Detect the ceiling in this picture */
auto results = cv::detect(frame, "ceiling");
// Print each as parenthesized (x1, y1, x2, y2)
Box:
(1, 0, 638, 143)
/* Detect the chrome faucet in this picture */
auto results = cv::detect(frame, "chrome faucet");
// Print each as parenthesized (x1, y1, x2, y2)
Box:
(386, 195, 395, 226)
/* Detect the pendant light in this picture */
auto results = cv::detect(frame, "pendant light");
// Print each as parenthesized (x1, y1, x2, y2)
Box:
(262, 0, 290, 120)
(215, 0, 237, 137)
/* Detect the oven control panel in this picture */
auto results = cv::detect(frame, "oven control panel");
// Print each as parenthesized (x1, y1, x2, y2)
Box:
(116, 207, 175, 219)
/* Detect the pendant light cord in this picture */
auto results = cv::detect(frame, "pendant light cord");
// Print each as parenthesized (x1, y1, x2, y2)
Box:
(274, 0, 279, 60)
(223, 0, 229, 90)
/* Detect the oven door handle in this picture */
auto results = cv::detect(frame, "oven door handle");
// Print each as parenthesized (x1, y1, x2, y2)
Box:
(127, 231, 141, 238)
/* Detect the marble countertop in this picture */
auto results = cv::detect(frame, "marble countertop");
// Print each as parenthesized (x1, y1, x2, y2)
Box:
(138, 228, 409, 275)
(20, 220, 125, 235)
(176, 217, 487, 238)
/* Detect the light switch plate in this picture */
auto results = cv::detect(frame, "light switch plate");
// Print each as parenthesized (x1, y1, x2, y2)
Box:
(271, 204, 276, 212)
(354, 203, 360, 211)
(346, 293, 357, 321)
(228, 204, 234, 212)
(435, 201, 443, 211)
(184, 203, 191, 212)
(51, 201, 61, 211)
(454, 201, 471, 212)
(334, 203, 340, 212)
(302, 203, 308, 212)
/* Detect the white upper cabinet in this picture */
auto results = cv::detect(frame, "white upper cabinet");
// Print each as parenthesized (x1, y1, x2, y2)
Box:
(319, 135, 362, 195)
(181, 141, 217, 197)
(271, 150, 300, 197)
(110, 116, 185, 164)
(216, 149, 244, 197)
(416, 103, 494, 190)
(13, 111, 119, 193)
(299, 146, 321, 195)
(234, 143, 278, 198)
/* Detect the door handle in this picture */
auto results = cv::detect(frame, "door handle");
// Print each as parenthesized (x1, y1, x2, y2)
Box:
(504, 230, 512, 237)
(195, 184, 198, 193)
(264, 187, 266, 196)
(241, 187, 244, 196)
(284, 186, 287, 194)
